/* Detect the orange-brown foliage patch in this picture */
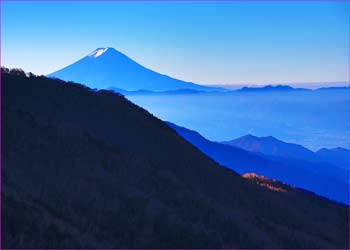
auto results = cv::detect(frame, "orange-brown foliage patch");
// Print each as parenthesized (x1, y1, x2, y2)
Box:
(243, 172, 288, 193)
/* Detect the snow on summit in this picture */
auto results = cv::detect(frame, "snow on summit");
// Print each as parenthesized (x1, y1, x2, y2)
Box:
(88, 48, 109, 58)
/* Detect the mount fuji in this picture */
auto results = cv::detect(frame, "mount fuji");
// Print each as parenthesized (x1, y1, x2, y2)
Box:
(48, 47, 220, 92)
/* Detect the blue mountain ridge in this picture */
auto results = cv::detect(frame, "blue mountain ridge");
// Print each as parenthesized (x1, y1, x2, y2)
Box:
(223, 134, 349, 170)
(166, 122, 349, 204)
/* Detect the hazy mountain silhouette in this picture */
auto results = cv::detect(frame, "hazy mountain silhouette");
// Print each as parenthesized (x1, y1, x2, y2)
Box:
(48, 47, 221, 92)
(316, 86, 349, 91)
(167, 122, 348, 203)
(223, 134, 349, 170)
(234, 85, 349, 93)
(109, 87, 204, 96)
(2, 68, 349, 248)
(222, 134, 316, 160)
(237, 85, 308, 92)
(316, 147, 350, 169)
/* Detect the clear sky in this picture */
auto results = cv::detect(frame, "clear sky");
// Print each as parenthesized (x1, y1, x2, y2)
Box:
(1, 1, 349, 86)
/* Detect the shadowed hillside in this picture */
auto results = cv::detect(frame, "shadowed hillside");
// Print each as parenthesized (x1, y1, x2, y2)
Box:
(2, 68, 349, 249)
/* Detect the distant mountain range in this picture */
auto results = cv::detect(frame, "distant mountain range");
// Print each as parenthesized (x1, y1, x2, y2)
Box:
(236, 85, 349, 92)
(110, 85, 349, 96)
(48, 47, 220, 92)
(167, 122, 349, 203)
(110, 84, 349, 96)
(316, 86, 350, 91)
(317, 147, 350, 169)
(3, 68, 349, 248)
(222, 134, 314, 159)
(222, 134, 349, 170)
(109, 87, 204, 96)
(237, 85, 308, 92)
(210, 83, 349, 91)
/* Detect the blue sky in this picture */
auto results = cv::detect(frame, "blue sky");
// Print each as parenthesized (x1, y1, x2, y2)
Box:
(1, 1, 349, 86)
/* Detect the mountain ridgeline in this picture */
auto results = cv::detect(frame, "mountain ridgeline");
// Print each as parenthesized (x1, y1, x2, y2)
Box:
(167, 122, 349, 204)
(222, 135, 349, 192)
(222, 134, 349, 169)
(2, 68, 349, 248)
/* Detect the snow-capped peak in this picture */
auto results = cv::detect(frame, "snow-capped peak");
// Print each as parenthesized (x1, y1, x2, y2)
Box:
(88, 48, 109, 58)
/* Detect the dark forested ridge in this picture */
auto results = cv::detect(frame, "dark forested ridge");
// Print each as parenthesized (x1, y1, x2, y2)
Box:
(2, 68, 349, 249)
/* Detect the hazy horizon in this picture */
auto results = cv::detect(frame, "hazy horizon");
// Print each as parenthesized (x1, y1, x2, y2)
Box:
(2, 62, 348, 89)
(209, 81, 350, 89)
